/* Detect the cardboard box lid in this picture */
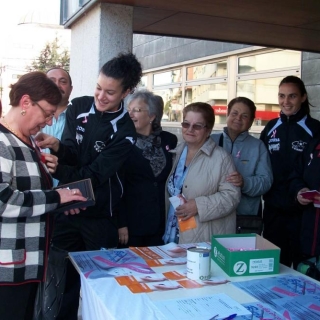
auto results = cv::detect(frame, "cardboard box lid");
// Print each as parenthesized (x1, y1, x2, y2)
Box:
(213, 234, 280, 251)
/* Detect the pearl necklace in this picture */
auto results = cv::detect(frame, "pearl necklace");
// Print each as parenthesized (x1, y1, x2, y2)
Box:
(1, 116, 23, 139)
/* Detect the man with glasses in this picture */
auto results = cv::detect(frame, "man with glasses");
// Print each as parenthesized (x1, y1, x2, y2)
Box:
(42, 67, 73, 186)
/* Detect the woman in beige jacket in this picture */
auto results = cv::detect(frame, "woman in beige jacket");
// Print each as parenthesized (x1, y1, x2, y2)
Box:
(163, 102, 240, 244)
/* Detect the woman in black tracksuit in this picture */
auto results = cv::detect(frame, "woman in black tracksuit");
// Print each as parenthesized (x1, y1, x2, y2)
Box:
(37, 52, 143, 320)
(260, 75, 320, 269)
(289, 133, 320, 260)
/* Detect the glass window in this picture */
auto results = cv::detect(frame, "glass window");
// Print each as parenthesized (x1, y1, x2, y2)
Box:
(153, 69, 182, 86)
(153, 88, 183, 122)
(62, 0, 83, 23)
(238, 50, 300, 74)
(236, 77, 286, 125)
(148, 49, 300, 128)
(184, 83, 228, 124)
(186, 61, 227, 80)
(80, 0, 90, 5)
(139, 75, 147, 88)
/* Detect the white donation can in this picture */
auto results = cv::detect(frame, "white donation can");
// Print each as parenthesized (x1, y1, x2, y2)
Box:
(187, 247, 211, 280)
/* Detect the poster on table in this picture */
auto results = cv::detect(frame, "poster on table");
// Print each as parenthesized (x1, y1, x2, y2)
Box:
(69, 248, 155, 279)
(130, 241, 211, 267)
(233, 275, 320, 319)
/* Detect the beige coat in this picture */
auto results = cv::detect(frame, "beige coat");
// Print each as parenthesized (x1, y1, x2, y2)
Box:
(167, 138, 240, 244)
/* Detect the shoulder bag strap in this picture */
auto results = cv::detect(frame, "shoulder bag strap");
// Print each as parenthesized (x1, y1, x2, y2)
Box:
(218, 133, 223, 147)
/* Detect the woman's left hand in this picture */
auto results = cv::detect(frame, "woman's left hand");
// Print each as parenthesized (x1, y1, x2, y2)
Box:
(118, 227, 129, 245)
(41, 152, 58, 173)
(226, 171, 243, 187)
(297, 188, 312, 205)
(175, 199, 197, 221)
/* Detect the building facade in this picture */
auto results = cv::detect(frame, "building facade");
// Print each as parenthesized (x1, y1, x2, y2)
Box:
(133, 35, 320, 135)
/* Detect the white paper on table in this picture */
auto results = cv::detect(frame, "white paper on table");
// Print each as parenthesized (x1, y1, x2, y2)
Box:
(152, 293, 251, 320)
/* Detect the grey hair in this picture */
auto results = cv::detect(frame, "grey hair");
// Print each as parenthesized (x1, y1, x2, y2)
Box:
(127, 89, 164, 131)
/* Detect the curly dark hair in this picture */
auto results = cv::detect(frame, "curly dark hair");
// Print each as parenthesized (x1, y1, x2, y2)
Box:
(100, 52, 142, 93)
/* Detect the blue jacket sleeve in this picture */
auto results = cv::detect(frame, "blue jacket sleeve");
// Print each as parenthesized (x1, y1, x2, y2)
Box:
(241, 141, 273, 197)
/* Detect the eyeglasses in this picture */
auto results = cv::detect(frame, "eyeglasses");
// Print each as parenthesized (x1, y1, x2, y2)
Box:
(127, 107, 148, 113)
(33, 101, 55, 122)
(181, 122, 207, 130)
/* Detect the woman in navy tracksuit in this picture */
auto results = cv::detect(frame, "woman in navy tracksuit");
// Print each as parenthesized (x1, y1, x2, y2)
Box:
(260, 76, 320, 269)
(289, 133, 320, 259)
(37, 52, 143, 320)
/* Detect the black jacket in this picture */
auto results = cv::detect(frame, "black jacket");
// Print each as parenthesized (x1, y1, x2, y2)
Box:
(118, 131, 177, 236)
(289, 134, 320, 256)
(53, 96, 137, 218)
(260, 108, 320, 212)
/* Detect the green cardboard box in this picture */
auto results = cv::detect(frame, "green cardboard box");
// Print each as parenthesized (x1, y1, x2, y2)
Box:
(211, 234, 280, 277)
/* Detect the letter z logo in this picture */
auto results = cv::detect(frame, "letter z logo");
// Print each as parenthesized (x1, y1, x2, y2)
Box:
(233, 261, 247, 275)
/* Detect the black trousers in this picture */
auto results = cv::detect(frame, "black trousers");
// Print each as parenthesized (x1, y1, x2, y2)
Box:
(0, 282, 38, 320)
(263, 203, 303, 269)
(127, 233, 164, 248)
(52, 214, 118, 320)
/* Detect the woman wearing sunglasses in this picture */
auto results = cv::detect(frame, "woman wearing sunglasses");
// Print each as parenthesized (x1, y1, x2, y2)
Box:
(163, 102, 240, 244)
(118, 90, 177, 247)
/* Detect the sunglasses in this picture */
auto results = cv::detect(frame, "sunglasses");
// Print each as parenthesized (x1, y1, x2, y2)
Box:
(181, 122, 207, 131)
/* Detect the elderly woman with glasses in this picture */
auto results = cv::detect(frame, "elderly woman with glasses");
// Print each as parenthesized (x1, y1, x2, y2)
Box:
(0, 72, 86, 320)
(163, 102, 240, 244)
(118, 90, 177, 247)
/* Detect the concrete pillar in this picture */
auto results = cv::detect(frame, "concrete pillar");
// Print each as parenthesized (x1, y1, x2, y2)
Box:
(302, 52, 320, 121)
(69, 3, 133, 98)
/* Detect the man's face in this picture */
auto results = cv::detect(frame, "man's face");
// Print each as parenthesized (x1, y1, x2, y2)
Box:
(47, 69, 73, 106)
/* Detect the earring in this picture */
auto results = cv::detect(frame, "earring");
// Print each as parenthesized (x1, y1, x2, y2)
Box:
(149, 121, 152, 124)
(21, 109, 26, 116)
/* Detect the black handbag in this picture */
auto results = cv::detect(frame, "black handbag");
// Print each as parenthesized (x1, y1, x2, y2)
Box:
(297, 256, 320, 281)
(33, 245, 69, 320)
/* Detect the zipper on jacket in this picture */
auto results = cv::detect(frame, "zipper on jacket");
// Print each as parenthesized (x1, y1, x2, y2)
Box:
(116, 172, 124, 198)
(224, 131, 239, 155)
